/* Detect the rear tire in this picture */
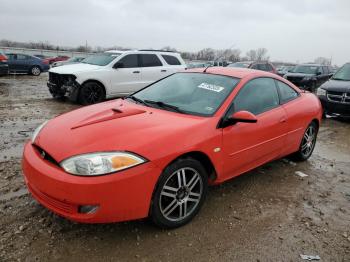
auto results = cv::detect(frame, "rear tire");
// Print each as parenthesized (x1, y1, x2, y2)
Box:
(78, 82, 105, 105)
(151, 158, 208, 229)
(30, 66, 41, 76)
(291, 121, 318, 161)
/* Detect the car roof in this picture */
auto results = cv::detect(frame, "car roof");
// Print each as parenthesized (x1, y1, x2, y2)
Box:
(105, 50, 180, 55)
(299, 64, 322, 67)
(186, 67, 276, 79)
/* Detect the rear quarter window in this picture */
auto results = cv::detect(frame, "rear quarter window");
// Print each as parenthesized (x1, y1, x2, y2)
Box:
(275, 80, 299, 103)
(140, 54, 162, 67)
(162, 55, 181, 65)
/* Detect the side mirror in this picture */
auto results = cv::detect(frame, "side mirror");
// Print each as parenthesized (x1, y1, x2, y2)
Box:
(230, 111, 258, 123)
(316, 71, 321, 76)
(220, 110, 257, 128)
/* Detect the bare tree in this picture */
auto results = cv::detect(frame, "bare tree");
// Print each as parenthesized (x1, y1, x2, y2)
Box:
(246, 48, 269, 61)
(246, 49, 257, 61)
(256, 48, 269, 61)
(314, 57, 331, 65)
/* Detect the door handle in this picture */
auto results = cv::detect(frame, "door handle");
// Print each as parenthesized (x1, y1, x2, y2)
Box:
(161, 69, 167, 72)
(280, 117, 287, 123)
(133, 71, 140, 74)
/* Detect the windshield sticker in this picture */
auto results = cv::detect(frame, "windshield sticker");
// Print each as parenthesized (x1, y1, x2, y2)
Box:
(198, 83, 225, 92)
(205, 106, 214, 111)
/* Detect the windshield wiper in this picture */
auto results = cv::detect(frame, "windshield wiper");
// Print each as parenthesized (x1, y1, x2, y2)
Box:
(144, 100, 185, 113)
(126, 95, 148, 106)
(332, 78, 348, 81)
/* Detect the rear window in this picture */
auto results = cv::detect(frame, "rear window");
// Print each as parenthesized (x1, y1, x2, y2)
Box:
(140, 54, 162, 67)
(162, 55, 181, 65)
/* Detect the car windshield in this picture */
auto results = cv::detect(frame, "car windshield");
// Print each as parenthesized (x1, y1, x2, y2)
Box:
(81, 53, 121, 66)
(292, 65, 318, 74)
(228, 62, 250, 68)
(332, 63, 350, 81)
(132, 73, 239, 116)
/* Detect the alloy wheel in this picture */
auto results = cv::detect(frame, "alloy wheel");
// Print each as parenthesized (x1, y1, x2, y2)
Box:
(301, 125, 316, 158)
(159, 167, 203, 222)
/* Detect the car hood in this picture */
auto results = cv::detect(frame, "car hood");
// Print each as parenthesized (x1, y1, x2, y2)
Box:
(49, 63, 103, 74)
(285, 73, 315, 77)
(320, 79, 350, 92)
(34, 99, 210, 163)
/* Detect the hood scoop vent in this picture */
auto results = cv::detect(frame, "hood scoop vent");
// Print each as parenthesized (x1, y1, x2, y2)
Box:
(71, 108, 146, 129)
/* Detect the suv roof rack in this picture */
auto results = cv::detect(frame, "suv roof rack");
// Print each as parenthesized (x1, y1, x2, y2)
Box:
(138, 49, 177, 53)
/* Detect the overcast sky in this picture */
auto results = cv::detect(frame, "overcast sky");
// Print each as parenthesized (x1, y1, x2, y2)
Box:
(1, 0, 350, 65)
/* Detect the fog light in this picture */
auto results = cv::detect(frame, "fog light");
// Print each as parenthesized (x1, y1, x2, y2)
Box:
(78, 205, 99, 214)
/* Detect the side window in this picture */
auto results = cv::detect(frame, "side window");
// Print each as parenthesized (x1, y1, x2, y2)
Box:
(140, 54, 162, 67)
(17, 54, 27, 60)
(162, 55, 181, 65)
(317, 67, 323, 74)
(233, 78, 279, 115)
(250, 64, 258, 69)
(275, 80, 299, 103)
(115, 54, 139, 68)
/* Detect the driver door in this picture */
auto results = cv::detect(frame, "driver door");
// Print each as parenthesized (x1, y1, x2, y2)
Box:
(221, 77, 288, 180)
(110, 54, 143, 96)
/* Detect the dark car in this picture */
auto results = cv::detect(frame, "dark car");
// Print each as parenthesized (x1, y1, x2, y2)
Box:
(317, 63, 350, 117)
(284, 64, 333, 91)
(6, 53, 50, 76)
(277, 65, 294, 77)
(0, 51, 9, 76)
(228, 61, 277, 74)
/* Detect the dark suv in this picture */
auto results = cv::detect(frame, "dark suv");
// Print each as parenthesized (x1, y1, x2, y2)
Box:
(0, 51, 9, 76)
(284, 64, 333, 91)
(317, 63, 350, 117)
(228, 61, 277, 74)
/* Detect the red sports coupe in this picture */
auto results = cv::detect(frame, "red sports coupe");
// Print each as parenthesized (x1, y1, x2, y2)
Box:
(22, 67, 322, 228)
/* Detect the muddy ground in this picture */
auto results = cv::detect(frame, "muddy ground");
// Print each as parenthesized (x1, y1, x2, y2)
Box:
(0, 74, 349, 262)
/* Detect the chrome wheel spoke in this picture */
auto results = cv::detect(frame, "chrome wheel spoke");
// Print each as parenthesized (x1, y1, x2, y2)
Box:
(163, 199, 178, 216)
(177, 169, 186, 187)
(179, 202, 187, 218)
(187, 173, 200, 191)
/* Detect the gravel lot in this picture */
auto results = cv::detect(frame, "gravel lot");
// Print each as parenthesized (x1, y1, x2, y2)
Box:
(0, 74, 349, 262)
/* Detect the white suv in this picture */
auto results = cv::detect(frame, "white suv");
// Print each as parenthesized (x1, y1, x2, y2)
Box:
(47, 50, 186, 105)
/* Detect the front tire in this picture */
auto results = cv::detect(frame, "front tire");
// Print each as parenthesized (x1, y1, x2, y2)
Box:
(151, 158, 208, 228)
(78, 82, 105, 105)
(30, 66, 41, 76)
(292, 122, 318, 161)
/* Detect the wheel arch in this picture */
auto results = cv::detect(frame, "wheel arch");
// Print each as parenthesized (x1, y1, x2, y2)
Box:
(163, 151, 218, 182)
(78, 79, 107, 102)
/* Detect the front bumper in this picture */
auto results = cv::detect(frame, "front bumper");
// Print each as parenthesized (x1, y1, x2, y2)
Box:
(22, 142, 161, 223)
(47, 81, 80, 101)
(319, 96, 350, 117)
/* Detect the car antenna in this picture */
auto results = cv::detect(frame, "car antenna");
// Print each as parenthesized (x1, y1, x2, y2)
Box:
(203, 64, 212, 73)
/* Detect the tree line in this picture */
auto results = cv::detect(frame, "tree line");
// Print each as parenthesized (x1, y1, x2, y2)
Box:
(0, 39, 332, 65)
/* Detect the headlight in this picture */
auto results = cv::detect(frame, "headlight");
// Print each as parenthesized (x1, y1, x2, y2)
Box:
(60, 152, 146, 176)
(316, 88, 326, 96)
(32, 121, 48, 143)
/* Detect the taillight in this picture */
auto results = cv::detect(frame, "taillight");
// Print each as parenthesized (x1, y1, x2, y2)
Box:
(0, 55, 8, 62)
(43, 59, 49, 65)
